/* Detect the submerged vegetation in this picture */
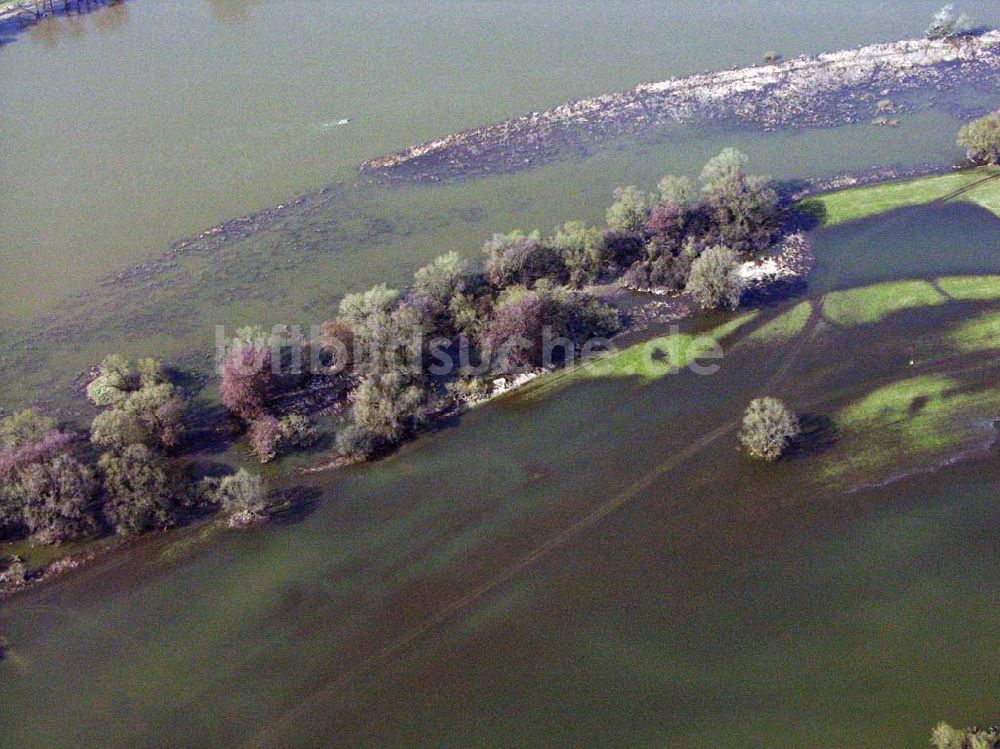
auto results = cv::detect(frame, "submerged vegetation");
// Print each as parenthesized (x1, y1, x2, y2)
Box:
(747, 300, 812, 343)
(823, 374, 1000, 482)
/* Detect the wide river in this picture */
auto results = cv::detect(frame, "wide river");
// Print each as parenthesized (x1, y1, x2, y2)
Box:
(2, 1, 1000, 747)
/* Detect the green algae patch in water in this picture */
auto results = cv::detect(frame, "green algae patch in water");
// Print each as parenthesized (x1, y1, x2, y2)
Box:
(803, 167, 1000, 226)
(937, 274, 1000, 301)
(822, 280, 946, 327)
(823, 374, 1000, 484)
(949, 310, 1000, 353)
(747, 301, 813, 344)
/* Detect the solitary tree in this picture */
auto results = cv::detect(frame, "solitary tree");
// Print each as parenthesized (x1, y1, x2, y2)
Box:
(739, 398, 800, 462)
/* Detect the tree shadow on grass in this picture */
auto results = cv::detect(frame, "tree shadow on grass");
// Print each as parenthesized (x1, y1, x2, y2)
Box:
(741, 276, 809, 309)
(784, 199, 827, 233)
(785, 413, 838, 460)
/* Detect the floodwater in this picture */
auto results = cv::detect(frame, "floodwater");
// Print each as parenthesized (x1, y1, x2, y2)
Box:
(4, 234, 1000, 746)
(2, 0, 1000, 323)
(3, 1, 1000, 747)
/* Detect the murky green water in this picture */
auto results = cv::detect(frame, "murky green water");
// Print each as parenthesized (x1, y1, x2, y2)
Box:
(3, 2, 1000, 747)
(2, 0, 999, 323)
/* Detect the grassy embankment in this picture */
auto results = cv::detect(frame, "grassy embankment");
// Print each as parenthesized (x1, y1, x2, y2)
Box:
(800, 166, 1000, 226)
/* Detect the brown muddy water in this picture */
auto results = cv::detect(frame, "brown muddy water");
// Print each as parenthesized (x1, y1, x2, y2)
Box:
(3, 1, 1000, 747)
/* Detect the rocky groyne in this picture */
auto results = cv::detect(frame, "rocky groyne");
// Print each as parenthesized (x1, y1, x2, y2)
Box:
(361, 32, 1000, 184)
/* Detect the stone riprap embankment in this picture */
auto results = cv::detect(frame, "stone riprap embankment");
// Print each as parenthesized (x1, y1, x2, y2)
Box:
(361, 32, 1000, 183)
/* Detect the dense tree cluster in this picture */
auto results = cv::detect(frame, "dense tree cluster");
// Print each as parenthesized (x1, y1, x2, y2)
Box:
(302, 148, 779, 460)
(0, 355, 269, 547)
(619, 149, 780, 298)
(219, 332, 318, 464)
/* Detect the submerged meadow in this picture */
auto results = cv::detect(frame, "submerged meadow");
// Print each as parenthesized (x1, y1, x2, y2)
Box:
(2, 2, 1000, 747)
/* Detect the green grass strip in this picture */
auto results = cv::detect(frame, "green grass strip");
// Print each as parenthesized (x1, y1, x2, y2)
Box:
(799, 167, 1000, 226)
(937, 275, 1000, 301)
(747, 301, 813, 344)
(822, 280, 946, 327)
(949, 310, 1000, 353)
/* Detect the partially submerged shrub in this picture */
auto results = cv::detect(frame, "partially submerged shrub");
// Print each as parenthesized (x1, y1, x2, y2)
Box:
(278, 413, 316, 450)
(0, 556, 27, 587)
(606, 186, 654, 234)
(348, 373, 433, 447)
(99, 444, 175, 535)
(86, 354, 136, 406)
(700, 148, 748, 187)
(14, 453, 100, 544)
(549, 222, 608, 286)
(217, 469, 269, 527)
(925, 4, 975, 40)
(483, 230, 564, 288)
(336, 284, 428, 375)
(685, 246, 744, 309)
(318, 318, 356, 372)
(657, 174, 696, 207)
(958, 109, 1000, 164)
(0, 409, 58, 451)
(220, 344, 274, 421)
(739, 397, 800, 462)
(0, 410, 94, 543)
(90, 382, 186, 451)
(413, 251, 467, 306)
(338, 282, 400, 328)
(930, 722, 1000, 749)
(248, 415, 283, 463)
(249, 413, 317, 463)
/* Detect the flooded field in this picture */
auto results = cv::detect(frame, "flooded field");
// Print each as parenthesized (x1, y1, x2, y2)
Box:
(2, 2, 1000, 747)
(3, 198, 1000, 746)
